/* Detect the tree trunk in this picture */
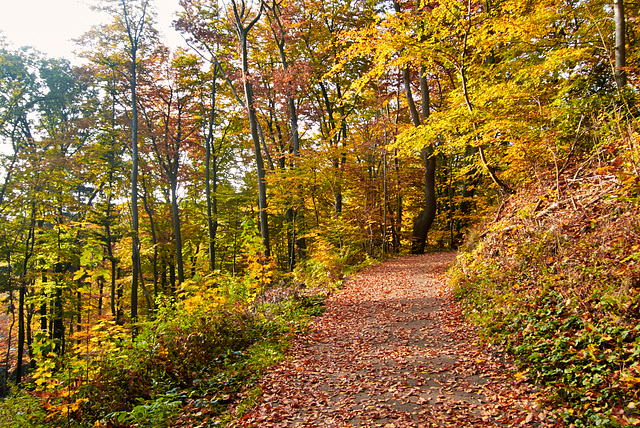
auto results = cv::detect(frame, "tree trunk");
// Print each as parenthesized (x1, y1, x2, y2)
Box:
(52, 271, 64, 355)
(140, 178, 159, 297)
(130, 46, 140, 323)
(394, 150, 402, 253)
(268, 5, 306, 270)
(614, 0, 626, 88)
(16, 202, 36, 384)
(402, 62, 436, 254)
(233, 3, 270, 257)
(16, 280, 26, 385)
(121, 0, 150, 325)
(170, 175, 184, 284)
(411, 150, 436, 254)
(205, 73, 218, 272)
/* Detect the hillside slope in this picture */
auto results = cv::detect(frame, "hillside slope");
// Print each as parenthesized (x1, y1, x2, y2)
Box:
(450, 164, 640, 426)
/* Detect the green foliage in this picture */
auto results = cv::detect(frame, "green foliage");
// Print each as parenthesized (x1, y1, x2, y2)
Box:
(451, 153, 640, 426)
(0, 268, 328, 428)
(0, 390, 48, 428)
(106, 392, 182, 428)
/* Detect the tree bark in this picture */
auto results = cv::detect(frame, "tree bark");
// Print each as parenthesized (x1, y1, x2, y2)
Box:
(614, 0, 626, 88)
(412, 149, 437, 254)
(169, 174, 184, 284)
(266, 1, 306, 269)
(402, 64, 436, 254)
(121, 0, 150, 323)
(232, 0, 270, 257)
(205, 70, 218, 271)
(16, 201, 36, 384)
(140, 177, 158, 298)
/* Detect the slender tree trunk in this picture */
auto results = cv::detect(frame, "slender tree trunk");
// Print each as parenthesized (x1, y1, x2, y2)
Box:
(76, 289, 82, 346)
(160, 255, 168, 293)
(52, 264, 65, 355)
(614, 0, 626, 88)
(16, 202, 36, 384)
(40, 274, 47, 332)
(98, 277, 104, 316)
(234, 5, 270, 257)
(287, 111, 304, 265)
(26, 303, 34, 369)
(121, 0, 150, 324)
(105, 70, 120, 322)
(382, 151, 388, 254)
(212, 153, 219, 268)
(394, 151, 402, 254)
(2, 288, 15, 394)
(130, 49, 140, 323)
(169, 257, 176, 295)
(16, 280, 26, 384)
(205, 74, 217, 271)
(269, 9, 305, 270)
(140, 178, 159, 297)
(170, 175, 184, 285)
(458, 7, 513, 196)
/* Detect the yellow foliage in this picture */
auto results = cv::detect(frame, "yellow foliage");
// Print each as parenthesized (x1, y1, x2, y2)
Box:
(177, 276, 227, 315)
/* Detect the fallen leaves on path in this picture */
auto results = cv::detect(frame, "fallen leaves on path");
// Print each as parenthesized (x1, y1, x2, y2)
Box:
(229, 253, 558, 427)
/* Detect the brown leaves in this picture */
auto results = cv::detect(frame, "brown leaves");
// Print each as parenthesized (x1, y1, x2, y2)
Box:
(228, 253, 556, 427)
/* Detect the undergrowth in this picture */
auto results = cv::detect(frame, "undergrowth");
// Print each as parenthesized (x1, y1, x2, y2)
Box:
(0, 274, 328, 428)
(451, 152, 640, 426)
(0, 231, 376, 428)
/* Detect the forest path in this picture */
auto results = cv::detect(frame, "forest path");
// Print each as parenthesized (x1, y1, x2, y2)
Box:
(230, 253, 553, 427)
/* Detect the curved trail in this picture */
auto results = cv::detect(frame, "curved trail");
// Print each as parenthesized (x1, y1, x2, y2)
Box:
(231, 253, 553, 427)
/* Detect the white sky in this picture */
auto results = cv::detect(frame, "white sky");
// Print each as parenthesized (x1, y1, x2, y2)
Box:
(0, 0, 185, 62)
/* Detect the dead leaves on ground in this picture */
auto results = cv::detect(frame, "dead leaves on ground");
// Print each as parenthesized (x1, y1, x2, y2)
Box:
(229, 253, 558, 427)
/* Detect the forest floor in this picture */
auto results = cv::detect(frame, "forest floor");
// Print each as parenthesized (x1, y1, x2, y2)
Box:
(228, 252, 559, 427)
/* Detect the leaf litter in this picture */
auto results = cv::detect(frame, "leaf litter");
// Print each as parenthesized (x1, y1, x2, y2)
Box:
(229, 252, 557, 427)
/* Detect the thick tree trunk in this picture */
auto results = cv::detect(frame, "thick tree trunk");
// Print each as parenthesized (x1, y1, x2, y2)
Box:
(411, 150, 437, 254)
(403, 62, 436, 254)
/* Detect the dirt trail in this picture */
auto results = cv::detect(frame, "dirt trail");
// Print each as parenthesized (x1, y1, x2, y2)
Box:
(231, 253, 554, 427)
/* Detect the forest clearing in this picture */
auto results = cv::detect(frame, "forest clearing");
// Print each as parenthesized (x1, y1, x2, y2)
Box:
(1, 0, 639, 426)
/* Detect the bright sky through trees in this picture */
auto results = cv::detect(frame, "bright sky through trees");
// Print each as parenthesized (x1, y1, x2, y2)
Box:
(0, 0, 184, 61)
